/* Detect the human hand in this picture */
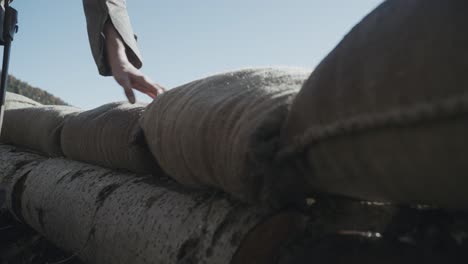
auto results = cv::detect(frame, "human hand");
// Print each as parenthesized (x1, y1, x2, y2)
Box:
(104, 21, 164, 104)
(110, 60, 165, 104)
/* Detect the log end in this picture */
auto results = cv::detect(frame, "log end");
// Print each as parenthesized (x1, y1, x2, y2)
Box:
(231, 212, 306, 264)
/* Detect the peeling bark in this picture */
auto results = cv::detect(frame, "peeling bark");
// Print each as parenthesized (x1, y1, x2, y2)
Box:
(0, 145, 303, 264)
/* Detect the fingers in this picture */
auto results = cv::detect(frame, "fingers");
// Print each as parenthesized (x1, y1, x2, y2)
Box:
(125, 87, 136, 104)
(155, 83, 166, 95)
(132, 75, 165, 99)
(115, 76, 136, 104)
(114, 66, 165, 103)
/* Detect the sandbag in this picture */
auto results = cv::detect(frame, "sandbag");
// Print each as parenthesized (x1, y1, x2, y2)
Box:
(141, 67, 310, 202)
(280, 0, 468, 209)
(0, 105, 79, 156)
(61, 102, 159, 173)
(4, 92, 42, 109)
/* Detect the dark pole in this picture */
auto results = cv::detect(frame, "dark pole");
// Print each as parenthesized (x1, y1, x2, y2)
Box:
(0, 1, 17, 135)
(0, 30, 11, 110)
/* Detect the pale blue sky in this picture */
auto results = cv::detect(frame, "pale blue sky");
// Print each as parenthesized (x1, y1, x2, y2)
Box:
(10, 0, 382, 109)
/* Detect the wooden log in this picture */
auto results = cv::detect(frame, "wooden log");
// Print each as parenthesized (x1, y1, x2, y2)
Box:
(0, 211, 84, 264)
(0, 145, 304, 264)
(277, 199, 468, 264)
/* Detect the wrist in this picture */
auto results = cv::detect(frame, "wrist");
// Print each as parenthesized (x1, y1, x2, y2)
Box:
(104, 21, 131, 70)
(108, 45, 130, 70)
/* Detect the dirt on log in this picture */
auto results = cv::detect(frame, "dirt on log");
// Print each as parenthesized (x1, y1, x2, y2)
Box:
(0, 145, 305, 264)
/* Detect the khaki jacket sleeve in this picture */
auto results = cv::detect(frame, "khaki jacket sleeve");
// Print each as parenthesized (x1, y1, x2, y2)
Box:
(82, 0, 143, 76)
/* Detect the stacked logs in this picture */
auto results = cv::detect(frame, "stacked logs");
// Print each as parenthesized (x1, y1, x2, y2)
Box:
(0, 145, 305, 264)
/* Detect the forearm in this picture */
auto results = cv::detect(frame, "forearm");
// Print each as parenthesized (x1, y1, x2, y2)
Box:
(83, 0, 164, 102)
(82, 0, 142, 76)
(104, 20, 130, 72)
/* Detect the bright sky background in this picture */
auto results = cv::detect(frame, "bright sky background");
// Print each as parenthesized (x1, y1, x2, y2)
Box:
(10, 0, 383, 109)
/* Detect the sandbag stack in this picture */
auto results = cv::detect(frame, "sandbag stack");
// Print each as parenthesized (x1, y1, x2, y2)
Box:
(61, 102, 159, 173)
(280, 0, 468, 209)
(0, 105, 79, 156)
(3, 1, 468, 263)
(4, 92, 42, 110)
(140, 68, 310, 202)
(2, 0, 468, 214)
(1, 67, 312, 206)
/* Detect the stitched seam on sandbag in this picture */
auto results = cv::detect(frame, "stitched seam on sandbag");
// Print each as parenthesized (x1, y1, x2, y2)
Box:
(7, 100, 39, 106)
(278, 93, 468, 159)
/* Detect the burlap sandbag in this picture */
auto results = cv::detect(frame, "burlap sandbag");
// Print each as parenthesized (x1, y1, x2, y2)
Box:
(0, 105, 79, 156)
(61, 102, 159, 173)
(280, 0, 468, 209)
(5, 92, 42, 109)
(141, 67, 310, 202)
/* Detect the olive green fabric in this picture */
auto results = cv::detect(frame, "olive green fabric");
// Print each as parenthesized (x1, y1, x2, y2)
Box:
(61, 102, 159, 173)
(141, 68, 310, 202)
(281, 0, 468, 209)
(4, 92, 42, 110)
(82, 0, 142, 76)
(0, 106, 79, 156)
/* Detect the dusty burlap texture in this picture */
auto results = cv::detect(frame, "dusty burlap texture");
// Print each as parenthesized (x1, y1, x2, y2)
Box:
(5, 92, 42, 109)
(61, 102, 159, 173)
(280, 0, 468, 209)
(141, 68, 310, 202)
(0, 105, 79, 156)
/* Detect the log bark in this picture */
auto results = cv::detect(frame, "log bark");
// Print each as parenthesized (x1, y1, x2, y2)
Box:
(0, 145, 304, 264)
(3, 145, 468, 263)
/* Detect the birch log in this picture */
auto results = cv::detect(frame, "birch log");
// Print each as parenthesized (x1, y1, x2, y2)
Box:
(0, 145, 304, 264)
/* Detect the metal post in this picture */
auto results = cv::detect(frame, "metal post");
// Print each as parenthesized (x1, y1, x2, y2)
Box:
(0, 35, 11, 135)
(0, 0, 17, 135)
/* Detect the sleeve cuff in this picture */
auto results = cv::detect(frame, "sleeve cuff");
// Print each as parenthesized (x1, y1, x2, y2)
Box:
(83, 0, 143, 76)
